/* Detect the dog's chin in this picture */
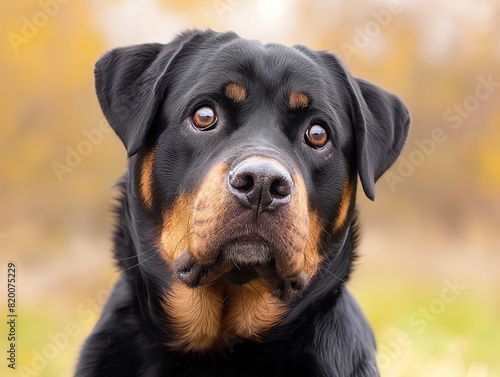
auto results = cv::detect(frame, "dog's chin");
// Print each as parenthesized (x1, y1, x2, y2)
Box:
(222, 241, 272, 267)
(174, 242, 307, 301)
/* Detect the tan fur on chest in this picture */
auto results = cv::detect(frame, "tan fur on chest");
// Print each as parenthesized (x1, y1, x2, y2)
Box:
(163, 280, 287, 352)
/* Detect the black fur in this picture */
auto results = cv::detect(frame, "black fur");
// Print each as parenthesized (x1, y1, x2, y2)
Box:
(76, 29, 409, 377)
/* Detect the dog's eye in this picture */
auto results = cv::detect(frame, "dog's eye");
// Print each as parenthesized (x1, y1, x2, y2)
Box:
(191, 106, 217, 130)
(305, 124, 328, 149)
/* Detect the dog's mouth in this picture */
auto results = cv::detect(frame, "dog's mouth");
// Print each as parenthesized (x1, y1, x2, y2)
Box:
(223, 265, 259, 285)
(174, 238, 307, 301)
(175, 253, 261, 287)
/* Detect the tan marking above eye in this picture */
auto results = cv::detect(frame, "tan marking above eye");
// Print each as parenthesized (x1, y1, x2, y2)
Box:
(289, 91, 310, 109)
(306, 124, 328, 149)
(224, 83, 247, 103)
(192, 106, 217, 130)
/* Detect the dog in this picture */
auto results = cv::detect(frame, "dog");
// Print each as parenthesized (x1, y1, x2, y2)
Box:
(75, 29, 409, 377)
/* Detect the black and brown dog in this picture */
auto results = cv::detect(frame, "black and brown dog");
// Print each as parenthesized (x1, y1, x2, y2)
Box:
(76, 30, 409, 377)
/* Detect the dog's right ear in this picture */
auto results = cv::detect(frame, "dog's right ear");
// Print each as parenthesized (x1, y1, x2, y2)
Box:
(94, 31, 205, 157)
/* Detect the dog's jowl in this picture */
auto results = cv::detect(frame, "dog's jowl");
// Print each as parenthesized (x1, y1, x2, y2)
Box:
(76, 30, 410, 377)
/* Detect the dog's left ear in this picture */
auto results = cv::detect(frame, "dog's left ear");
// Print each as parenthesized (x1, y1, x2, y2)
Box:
(318, 52, 409, 200)
(347, 76, 410, 200)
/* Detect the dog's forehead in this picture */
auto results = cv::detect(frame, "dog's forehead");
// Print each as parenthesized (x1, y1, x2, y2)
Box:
(177, 38, 330, 99)
(162, 36, 352, 147)
(213, 39, 318, 76)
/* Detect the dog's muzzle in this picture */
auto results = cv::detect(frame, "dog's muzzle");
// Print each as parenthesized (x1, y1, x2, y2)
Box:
(171, 154, 312, 301)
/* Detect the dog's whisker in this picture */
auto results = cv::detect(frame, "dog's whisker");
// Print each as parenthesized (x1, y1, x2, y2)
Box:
(117, 247, 153, 261)
(122, 252, 157, 271)
(318, 266, 370, 292)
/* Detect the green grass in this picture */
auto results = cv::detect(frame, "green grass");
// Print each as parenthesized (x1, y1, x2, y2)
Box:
(9, 283, 499, 377)
(353, 283, 500, 377)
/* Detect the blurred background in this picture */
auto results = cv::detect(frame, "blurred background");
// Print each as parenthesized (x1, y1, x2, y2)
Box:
(1, 0, 499, 376)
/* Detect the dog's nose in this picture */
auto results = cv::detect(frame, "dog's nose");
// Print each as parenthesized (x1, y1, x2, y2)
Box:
(228, 158, 293, 211)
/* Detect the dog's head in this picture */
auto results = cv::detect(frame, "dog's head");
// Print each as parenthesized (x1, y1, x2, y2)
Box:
(95, 30, 409, 350)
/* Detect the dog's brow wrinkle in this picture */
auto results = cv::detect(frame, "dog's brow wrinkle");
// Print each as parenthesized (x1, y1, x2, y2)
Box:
(225, 83, 247, 102)
(289, 91, 310, 109)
